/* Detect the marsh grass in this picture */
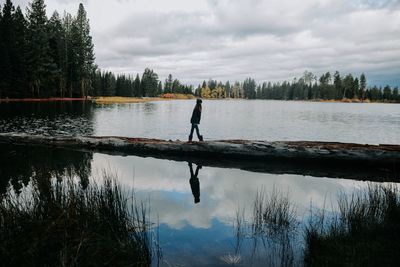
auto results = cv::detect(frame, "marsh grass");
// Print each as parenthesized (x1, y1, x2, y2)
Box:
(304, 184, 400, 266)
(0, 174, 156, 266)
(252, 186, 298, 236)
(230, 187, 300, 267)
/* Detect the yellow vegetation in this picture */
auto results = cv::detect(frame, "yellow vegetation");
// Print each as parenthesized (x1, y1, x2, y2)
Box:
(94, 97, 160, 104)
(94, 95, 195, 104)
(200, 86, 227, 98)
(160, 93, 195, 99)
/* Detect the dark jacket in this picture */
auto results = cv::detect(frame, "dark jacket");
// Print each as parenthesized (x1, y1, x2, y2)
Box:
(190, 105, 201, 124)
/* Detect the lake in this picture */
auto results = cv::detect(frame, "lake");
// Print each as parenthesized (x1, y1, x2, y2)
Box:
(0, 100, 399, 266)
(1, 100, 399, 144)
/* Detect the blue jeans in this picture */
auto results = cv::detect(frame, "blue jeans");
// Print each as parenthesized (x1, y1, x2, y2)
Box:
(189, 123, 201, 139)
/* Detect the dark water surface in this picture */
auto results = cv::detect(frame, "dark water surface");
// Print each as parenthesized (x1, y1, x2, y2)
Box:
(0, 100, 399, 266)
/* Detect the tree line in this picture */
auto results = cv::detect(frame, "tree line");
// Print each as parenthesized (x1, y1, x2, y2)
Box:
(195, 71, 399, 102)
(0, 0, 398, 102)
(0, 0, 96, 98)
(0, 0, 190, 99)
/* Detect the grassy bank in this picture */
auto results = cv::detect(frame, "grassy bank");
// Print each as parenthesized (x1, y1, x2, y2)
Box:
(94, 96, 160, 104)
(2, 96, 397, 104)
(0, 176, 155, 266)
(160, 93, 195, 99)
(94, 94, 195, 104)
(304, 184, 400, 266)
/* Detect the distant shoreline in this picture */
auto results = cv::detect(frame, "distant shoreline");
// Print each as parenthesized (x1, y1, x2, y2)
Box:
(0, 97, 90, 103)
(0, 95, 398, 104)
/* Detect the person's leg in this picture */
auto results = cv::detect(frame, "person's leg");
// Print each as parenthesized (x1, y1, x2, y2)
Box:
(189, 124, 195, 141)
(194, 125, 203, 141)
(194, 164, 202, 177)
(194, 124, 201, 139)
(188, 162, 194, 177)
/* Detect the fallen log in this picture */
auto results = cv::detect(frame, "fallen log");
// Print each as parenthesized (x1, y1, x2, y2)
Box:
(0, 133, 399, 181)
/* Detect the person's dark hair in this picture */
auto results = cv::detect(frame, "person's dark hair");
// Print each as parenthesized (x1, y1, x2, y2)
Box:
(195, 99, 202, 111)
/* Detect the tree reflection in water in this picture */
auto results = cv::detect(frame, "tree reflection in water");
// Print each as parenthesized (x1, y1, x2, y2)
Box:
(0, 143, 92, 195)
(0, 144, 158, 266)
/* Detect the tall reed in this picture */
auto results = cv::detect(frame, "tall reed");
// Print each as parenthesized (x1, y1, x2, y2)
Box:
(0, 174, 155, 266)
(304, 184, 400, 266)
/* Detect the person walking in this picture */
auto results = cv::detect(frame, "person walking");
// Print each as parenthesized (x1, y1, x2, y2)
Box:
(188, 99, 203, 142)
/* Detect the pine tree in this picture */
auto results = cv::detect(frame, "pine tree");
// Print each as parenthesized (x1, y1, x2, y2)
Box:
(164, 74, 173, 93)
(225, 81, 231, 97)
(333, 71, 342, 99)
(243, 77, 256, 99)
(73, 3, 95, 97)
(12, 6, 28, 97)
(62, 12, 77, 97)
(393, 87, 399, 102)
(342, 74, 354, 99)
(133, 74, 141, 97)
(48, 11, 65, 97)
(172, 79, 180, 93)
(353, 78, 359, 99)
(392, 87, 399, 102)
(26, 0, 55, 97)
(0, 0, 15, 97)
(0, 5, 3, 97)
(360, 73, 366, 101)
(383, 85, 391, 101)
(157, 81, 162, 95)
(140, 68, 158, 97)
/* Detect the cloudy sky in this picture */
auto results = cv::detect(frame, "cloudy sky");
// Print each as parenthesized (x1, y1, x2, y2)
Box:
(11, 0, 400, 86)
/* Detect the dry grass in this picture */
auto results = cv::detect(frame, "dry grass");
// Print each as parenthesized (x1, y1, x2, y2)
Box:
(94, 95, 195, 104)
(160, 93, 195, 99)
(94, 96, 164, 104)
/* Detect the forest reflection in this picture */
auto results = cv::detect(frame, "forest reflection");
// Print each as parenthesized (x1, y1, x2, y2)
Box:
(0, 143, 92, 195)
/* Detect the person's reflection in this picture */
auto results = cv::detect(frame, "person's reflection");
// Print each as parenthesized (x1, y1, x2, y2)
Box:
(188, 162, 202, 204)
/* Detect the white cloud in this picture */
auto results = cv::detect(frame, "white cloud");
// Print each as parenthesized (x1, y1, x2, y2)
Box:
(91, 153, 375, 229)
(7, 0, 400, 86)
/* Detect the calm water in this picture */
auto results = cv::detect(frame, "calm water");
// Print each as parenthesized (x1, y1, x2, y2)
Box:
(0, 100, 399, 144)
(0, 100, 399, 266)
(0, 144, 374, 266)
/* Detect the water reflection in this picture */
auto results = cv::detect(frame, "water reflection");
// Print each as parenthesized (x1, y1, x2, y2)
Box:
(143, 102, 157, 113)
(227, 188, 301, 267)
(1, 144, 396, 266)
(0, 144, 92, 194)
(92, 153, 374, 230)
(188, 162, 202, 204)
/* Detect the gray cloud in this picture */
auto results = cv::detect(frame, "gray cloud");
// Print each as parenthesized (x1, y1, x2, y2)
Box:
(8, 0, 400, 86)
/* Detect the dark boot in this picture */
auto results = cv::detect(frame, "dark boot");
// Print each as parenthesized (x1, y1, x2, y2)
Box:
(188, 135, 193, 142)
(199, 135, 203, 141)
